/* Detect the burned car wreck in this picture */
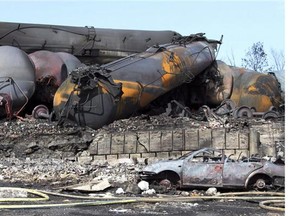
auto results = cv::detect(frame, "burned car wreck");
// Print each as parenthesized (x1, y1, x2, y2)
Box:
(139, 148, 285, 190)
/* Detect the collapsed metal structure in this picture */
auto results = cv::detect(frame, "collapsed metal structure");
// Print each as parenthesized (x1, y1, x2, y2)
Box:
(0, 21, 284, 128)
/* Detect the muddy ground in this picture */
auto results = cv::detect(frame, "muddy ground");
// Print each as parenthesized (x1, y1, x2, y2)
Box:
(0, 116, 285, 215)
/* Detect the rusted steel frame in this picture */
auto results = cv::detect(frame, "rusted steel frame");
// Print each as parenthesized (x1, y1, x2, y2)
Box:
(54, 34, 219, 129)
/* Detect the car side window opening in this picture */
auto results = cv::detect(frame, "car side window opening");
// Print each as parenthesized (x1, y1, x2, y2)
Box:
(190, 150, 222, 163)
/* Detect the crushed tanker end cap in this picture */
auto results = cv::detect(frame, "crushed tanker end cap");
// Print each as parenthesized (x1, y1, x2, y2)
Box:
(53, 33, 220, 129)
(0, 46, 36, 118)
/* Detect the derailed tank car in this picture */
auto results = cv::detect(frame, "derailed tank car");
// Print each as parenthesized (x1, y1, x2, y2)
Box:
(0, 46, 36, 118)
(0, 21, 181, 65)
(187, 60, 283, 112)
(53, 34, 220, 129)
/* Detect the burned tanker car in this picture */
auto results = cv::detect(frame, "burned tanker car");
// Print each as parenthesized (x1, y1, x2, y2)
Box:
(0, 21, 284, 128)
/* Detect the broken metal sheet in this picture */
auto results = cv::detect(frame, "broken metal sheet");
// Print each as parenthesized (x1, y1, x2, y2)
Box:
(53, 34, 220, 129)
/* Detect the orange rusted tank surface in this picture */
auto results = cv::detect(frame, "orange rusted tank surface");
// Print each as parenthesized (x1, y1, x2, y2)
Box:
(188, 60, 283, 112)
(228, 66, 282, 112)
(54, 34, 220, 129)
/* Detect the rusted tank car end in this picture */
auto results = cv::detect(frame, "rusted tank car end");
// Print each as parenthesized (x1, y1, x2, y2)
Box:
(0, 46, 36, 118)
(189, 60, 283, 113)
(28, 50, 69, 106)
(229, 66, 283, 112)
(53, 34, 220, 129)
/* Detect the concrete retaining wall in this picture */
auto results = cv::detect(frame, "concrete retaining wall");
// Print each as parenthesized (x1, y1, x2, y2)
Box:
(78, 121, 284, 162)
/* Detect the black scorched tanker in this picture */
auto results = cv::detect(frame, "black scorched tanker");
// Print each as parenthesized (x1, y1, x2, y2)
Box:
(53, 34, 220, 129)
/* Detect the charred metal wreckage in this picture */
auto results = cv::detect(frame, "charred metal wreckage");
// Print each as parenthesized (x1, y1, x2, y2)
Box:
(0, 21, 284, 127)
(0, 21, 180, 117)
(139, 148, 285, 190)
(0, 21, 285, 191)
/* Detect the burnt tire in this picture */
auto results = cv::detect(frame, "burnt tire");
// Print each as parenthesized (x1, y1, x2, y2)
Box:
(156, 171, 180, 189)
(248, 174, 272, 191)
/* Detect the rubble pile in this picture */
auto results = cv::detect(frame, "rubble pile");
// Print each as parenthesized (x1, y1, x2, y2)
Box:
(0, 156, 143, 190)
(0, 118, 94, 158)
(97, 114, 204, 133)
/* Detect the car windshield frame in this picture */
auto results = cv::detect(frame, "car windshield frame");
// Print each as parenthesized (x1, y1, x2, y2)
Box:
(178, 148, 222, 160)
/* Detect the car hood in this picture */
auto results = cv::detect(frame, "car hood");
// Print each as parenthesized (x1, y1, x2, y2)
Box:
(142, 159, 183, 174)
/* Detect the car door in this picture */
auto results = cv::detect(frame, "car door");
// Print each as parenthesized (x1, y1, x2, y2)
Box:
(223, 160, 263, 187)
(181, 149, 224, 187)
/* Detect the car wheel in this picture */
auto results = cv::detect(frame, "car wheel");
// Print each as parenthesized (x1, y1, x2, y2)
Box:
(156, 171, 180, 190)
(159, 179, 172, 189)
(254, 178, 266, 190)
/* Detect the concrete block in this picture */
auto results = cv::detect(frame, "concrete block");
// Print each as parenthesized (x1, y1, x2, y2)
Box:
(185, 129, 199, 150)
(161, 131, 173, 151)
(106, 154, 118, 161)
(124, 132, 137, 154)
(118, 154, 130, 159)
(212, 128, 225, 149)
(225, 132, 238, 149)
(130, 153, 142, 159)
(199, 128, 212, 148)
(111, 134, 124, 154)
(156, 152, 169, 159)
(137, 131, 150, 153)
(97, 133, 111, 155)
(172, 129, 184, 150)
(239, 132, 249, 149)
(141, 152, 156, 158)
(93, 155, 106, 161)
(249, 129, 260, 156)
(149, 131, 161, 152)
